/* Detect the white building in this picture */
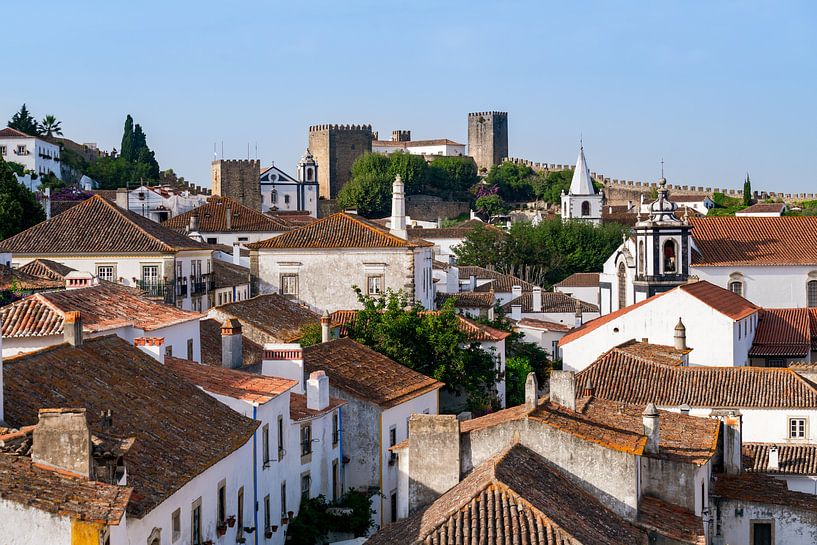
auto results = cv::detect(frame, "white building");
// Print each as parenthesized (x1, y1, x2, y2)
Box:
(0, 194, 216, 312)
(515, 318, 573, 358)
(559, 280, 760, 372)
(560, 145, 602, 224)
(260, 151, 319, 217)
(735, 202, 787, 217)
(502, 286, 599, 327)
(372, 131, 465, 157)
(0, 127, 61, 188)
(639, 194, 715, 216)
(212, 259, 252, 307)
(554, 272, 600, 307)
(249, 177, 435, 313)
(112, 185, 209, 222)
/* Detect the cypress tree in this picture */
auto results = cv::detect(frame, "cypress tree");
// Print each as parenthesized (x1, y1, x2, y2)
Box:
(743, 174, 752, 206)
(120, 115, 135, 162)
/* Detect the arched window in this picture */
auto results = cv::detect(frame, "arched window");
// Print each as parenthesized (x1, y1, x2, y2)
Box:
(306, 167, 314, 181)
(638, 240, 645, 274)
(618, 262, 627, 309)
(270, 189, 278, 204)
(581, 201, 591, 216)
(808, 280, 817, 307)
(729, 281, 744, 297)
(663, 240, 677, 273)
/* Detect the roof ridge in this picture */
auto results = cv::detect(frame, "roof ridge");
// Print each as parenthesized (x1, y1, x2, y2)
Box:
(342, 212, 410, 246)
(92, 195, 176, 252)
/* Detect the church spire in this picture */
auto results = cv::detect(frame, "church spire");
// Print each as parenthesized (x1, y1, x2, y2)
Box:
(569, 144, 595, 195)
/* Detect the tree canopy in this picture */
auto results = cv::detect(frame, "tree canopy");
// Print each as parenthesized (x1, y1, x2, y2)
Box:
(84, 114, 161, 189)
(0, 156, 46, 239)
(454, 217, 628, 287)
(483, 161, 603, 205)
(7, 104, 41, 136)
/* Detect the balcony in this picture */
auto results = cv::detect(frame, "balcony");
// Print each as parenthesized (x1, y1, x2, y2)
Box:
(14, 149, 29, 156)
(176, 281, 188, 298)
(138, 280, 166, 299)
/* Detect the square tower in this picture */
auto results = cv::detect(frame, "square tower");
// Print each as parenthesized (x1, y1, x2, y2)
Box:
(467, 111, 508, 174)
(308, 124, 373, 199)
(212, 159, 261, 211)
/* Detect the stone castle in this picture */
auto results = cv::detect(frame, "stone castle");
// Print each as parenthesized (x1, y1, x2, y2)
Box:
(308, 124, 373, 199)
(211, 159, 262, 210)
(467, 111, 508, 173)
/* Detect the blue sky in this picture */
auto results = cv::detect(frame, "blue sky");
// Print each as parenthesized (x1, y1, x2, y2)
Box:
(3, 1, 816, 192)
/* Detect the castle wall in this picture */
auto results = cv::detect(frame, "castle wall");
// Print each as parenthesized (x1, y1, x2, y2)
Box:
(308, 124, 373, 199)
(211, 160, 261, 210)
(467, 112, 508, 174)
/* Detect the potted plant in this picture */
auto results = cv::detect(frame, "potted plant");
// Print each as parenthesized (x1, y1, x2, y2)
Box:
(281, 516, 289, 525)
(216, 522, 227, 536)
(265, 529, 273, 539)
(236, 538, 246, 544)
(287, 511, 294, 519)
(226, 515, 236, 528)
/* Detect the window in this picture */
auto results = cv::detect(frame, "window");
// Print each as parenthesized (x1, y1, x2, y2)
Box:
(206, 237, 218, 244)
(367, 274, 384, 295)
(332, 412, 339, 446)
(280, 273, 298, 296)
(663, 240, 677, 273)
(166, 345, 173, 357)
(15, 144, 27, 155)
(284, 195, 291, 205)
(301, 424, 312, 456)
(790, 417, 807, 439)
(638, 240, 645, 274)
(808, 280, 817, 307)
(617, 262, 627, 309)
(0, 145, 6, 156)
(581, 201, 590, 216)
(191, 498, 202, 545)
(238, 237, 248, 242)
(237, 487, 244, 539)
(271, 189, 278, 204)
(263, 495, 271, 533)
(187, 338, 194, 360)
(729, 281, 743, 297)
(280, 482, 287, 518)
(142, 265, 159, 285)
(751, 521, 772, 545)
(301, 472, 312, 498)
(389, 426, 397, 464)
(332, 460, 339, 502)
(171, 508, 181, 542)
(96, 265, 115, 282)
(217, 480, 226, 523)
(277, 415, 285, 460)
(306, 167, 314, 181)
(390, 491, 398, 523)
(263, 424, 271, 466)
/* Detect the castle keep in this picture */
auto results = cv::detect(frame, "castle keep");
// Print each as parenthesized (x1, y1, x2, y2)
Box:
(211, 159, 261, 211)
(467, 111, 508, 173)
(308, 124, 373, 199)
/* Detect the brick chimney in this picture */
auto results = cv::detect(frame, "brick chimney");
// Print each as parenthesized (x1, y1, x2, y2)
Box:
(64, 311, 83, 346)
(524, 372, 538, 409)
(134, 337, 165, 364)
(549, 371, 576, 411)
(32, 408, 92, 478)
(532, 287, 542, 313)
(642, 402, 660, 455)
(320, 310, 331, 343)
(262, 343, 304, 393)
(408, 414, 460, 514)
(306, 371, 329, 411)
(221, 318, 243, 369)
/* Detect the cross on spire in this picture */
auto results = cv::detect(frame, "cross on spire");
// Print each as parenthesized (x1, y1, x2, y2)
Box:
(660, 158, 665, 179)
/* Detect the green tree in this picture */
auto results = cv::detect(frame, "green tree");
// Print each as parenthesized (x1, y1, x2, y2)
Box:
(475, 194, 507, 216)
(38, 172, 66, 190)
(428, 155, 478, 194)
(743, 174, 752, 207)
(0, 156, 46, 239)
(8, 104, 40, 136)
(505, 356, 534, 406)
(348, 290, 500, 413)
(484, 161, 537, 202)
(337, 172, 392, 217)
(387, 151, 428, 195)
(453, 223, 508, 268)
(133, 124, 160, 179)
(351, 152, 391, 179)
(120, 115, 135, 163)
(39, 115, 63, 137)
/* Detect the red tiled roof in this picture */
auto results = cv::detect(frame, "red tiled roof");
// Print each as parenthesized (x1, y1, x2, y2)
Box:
(0, 283, 201, 338)
(458, 266, 536, 292)
(576, 347, 817, 408)
(0, 195, 209, 254)
(612, 340, 688, 366)
(199, 318, 264, 368)
(165, 356, 296, 404)
(750, 308, 811, 357)
(0, 127, 34, 138)
(0, 264, 63, 291)
(162, 196, 289, 233)
(736, 203, 786, 214)
(637, 496, 705, 545)
(554, 272, 600, 288)
(436, 291, 495, 308)
(0, 453, 131, 524)
(289, 393, 345, 422)
(677, 281, 759, 320)
(406, 220, 504, 240)
(744, 443, 817, 476)
(212, 260, 250, 289)
(690, 216, 817, 266)
(3, 336, 259, 517)
(366, 444, 649, 545)
(17, 259, 75, 280)
(210, 294, 319, 343)
(246, 212, 431, 249)
(302, 338, 443, 409)
(501, 291, 598, 313)
(516, 318, 573, 332)
(713, 471, 817, 512)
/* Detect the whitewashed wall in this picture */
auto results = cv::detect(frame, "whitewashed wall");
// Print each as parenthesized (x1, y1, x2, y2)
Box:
(693, 264, 817, 309)
(554, 285, 599, 307)
(0, 498, 72, 545)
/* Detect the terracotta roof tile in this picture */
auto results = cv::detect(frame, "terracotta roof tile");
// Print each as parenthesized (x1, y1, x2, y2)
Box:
(0, 453, 131, 524)
(576, 347, 817, 407)
(744, 443, 817, 475)
(288, 393, 345, 422)
(0, 127, 34, 138)
(366, 444, 649, 545)
(199, 318, 264, 368)
(212, 260, 250, 289)
(737, 203, 786, 214)
(637, 496, 705, 545)
(3, 336, 259, 517)
(678, 281, 759, 320)
(17, 259, 76, 281)
(0, 283, 201, 338)
(406, 220, 504, 240)
(211, 294, 319, 343)
(516, 318, 573, 332)
(613, 340, 688, 366)
(0, 195, 209, 254)
(554, 272, 600, 288)
(750, 308, 811, 357)
(713, 471, 817, 512)
(162, 196, 289, 233)
(246, 212, 431, 249)
(501, 291, 598, 313)
(689, 216, 817, 266)
(302, 338, 443, 409)
(0, 264, 63, 291)
(458, 266, 536, 292)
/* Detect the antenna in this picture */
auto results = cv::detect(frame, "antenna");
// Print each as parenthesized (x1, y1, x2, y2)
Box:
(221, 141, 224, 160)
(660, 158, 665, 179)
(255, 142, 258, 160)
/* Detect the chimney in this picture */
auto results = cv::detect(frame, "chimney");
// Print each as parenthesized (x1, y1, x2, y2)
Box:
(768, 446, 779, 471)
(390, 175, 407, 239)
(581, 379, 595, 398)
(261, 343, 304, 393)
(532, 287, 542, 313)
(722, 411, 743, 474)
(524, 372, 538, 409)
(574, 298, 583, 328)
(510, 303, 522, 321)
(549, 371, 576, 411)
(469, 275, 476, 291)
(227, 243, 239, 266)
(511, 285, 522, 299)
(642, 403, 660, 455)
(63, 311, 83, 346)
(408, 415, 460, 514)
(115, 187, 128, 210)
(225, 203, 232, 230)
(134, 337, 165, 364)
(44, 187, 52, 220)
(65, 271, 97, 290)
(32, 408, 92, 478)
(679, 403, 691, 415)
(674, 318, 687, 351)
(221, 319, 243, 369)
(320, 310, 331, 343)
(306, 370, 329, 411)
(189, 210, 199, 232)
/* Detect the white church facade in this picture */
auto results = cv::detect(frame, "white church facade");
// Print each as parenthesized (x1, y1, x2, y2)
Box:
(560, 145, 603, 225)
(260, 149, 319, 217)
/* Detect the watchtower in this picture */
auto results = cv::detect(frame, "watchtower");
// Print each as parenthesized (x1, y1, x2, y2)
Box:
(211, 159, 261, 211)
(467, 111, 508, 174)
(307, 124, 373, 199)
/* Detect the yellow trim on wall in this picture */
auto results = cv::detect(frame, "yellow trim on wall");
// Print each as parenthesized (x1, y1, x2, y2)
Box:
(71, 519, 102, 545)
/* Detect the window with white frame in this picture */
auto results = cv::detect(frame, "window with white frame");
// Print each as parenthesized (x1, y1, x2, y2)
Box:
(808, 280, 817, 308)
(0, 145, 6, 156)
(96, 264, 115, 283)
(171, 508, 181, 542)
(789, 417, 807, 439)
(281, 273, 298, 296)
(367, 274, 384, 295)
(262, 424, 270, 467)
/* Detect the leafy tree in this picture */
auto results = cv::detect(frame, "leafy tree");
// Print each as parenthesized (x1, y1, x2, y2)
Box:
(337, 172, 392, 217)
(351, 152, 390, 179)
(484, 161, 537, 202)
(0, 156, 46, 239)
(286, 492, 373, 545)
(428, 155, 478, 193)
(120, 115, 136, 163)
(39, 115, 63, 137)
(38, 172, 66, 190)
(298, 322, 322, 347)
(133, 123, 160, 179)
(475, 194, 507, 216)
(387, 151, 427, 194)
(743, 174, 752, 207)
(8, 104, 40, 136)
(453, 222, 508, 268)
(5, 162, 26, 177)
(505, 356, 534, 406)
(87, 115, 162, 189)
(348, 290, 500, 413)
(532, 169, 572, 204)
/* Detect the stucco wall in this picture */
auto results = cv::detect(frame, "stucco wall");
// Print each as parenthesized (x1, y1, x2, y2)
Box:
(715, 498, 817, 545)
(693, 264, 817, 309)
(554, 285, 600, 307)
(0, 498, 72, 545)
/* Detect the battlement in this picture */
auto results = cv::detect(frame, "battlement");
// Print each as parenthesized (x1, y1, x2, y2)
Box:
(391, 130, 411, 142)
(468, 111, 508, 118)
(308, 123, 373, 132)
(211, 159, 261, 166)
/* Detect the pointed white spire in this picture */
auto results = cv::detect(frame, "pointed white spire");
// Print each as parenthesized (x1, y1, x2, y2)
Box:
(569, 145, 596, 195)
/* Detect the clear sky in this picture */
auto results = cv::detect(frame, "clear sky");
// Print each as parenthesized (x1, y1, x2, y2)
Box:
(3, 1, 816, 192)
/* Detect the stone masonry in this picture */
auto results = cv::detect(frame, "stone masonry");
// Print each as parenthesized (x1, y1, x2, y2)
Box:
(308, 124, 373, 199)
(211, 159, 261, 211)
(467, 111, 508, 174)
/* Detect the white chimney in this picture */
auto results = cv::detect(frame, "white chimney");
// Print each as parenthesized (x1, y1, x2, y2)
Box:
(674, 318, 687, 351)
(642, 403, 660, 455)
(44, 187, 52, 220)
(232, 242, 241, 265)
(306, 370, 330, 411)
(512, 285, 522, 299)
(320, 310, 331, 343)
(134, 337, 165, 364)
(549, 371, 576, 411)
(115, 188, 129, 210)
(389, 175, 407, 239)
(510, 303, 522, 321)
(469, 275, 477, 291)
(221, 319, 243, 369)
(261, 343, 304, 394)
(575, 298, 583, 328)
(65, 271, 98, 290)
(32, 408, 92, 478)
(524, 372, 538, 409)
(532, 287, 542, 313)
(768, 446, 779, 471)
